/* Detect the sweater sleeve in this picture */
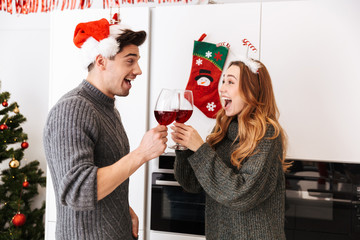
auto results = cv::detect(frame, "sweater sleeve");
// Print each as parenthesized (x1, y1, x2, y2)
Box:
(174, 149, 202, 193)
(188, 129, 283, 212)
(44, 97, 100, 211)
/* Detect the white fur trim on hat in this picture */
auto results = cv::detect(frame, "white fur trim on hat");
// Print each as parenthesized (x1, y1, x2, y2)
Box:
(109, 23, 130, 37)
(80, 36, 119, 69)
(79, 23, 133, 69)
(81, 24, 131, 68)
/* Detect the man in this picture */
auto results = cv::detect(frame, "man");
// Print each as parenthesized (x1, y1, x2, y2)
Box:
(43, 18, 168, 240)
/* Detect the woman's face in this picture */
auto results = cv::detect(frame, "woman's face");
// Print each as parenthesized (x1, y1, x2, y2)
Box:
(219, 65, 246, 117)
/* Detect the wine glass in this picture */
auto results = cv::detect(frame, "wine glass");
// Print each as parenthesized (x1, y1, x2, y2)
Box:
(169, 90, 194, 150)
(154, 88, 179, 126)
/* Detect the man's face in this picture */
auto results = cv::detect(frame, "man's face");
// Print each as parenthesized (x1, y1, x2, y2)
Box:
(102, 44, 142, 98)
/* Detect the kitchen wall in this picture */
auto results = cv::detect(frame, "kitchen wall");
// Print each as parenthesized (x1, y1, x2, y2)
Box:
(0, 0, 359, 239)
(0, 13, 50, 209)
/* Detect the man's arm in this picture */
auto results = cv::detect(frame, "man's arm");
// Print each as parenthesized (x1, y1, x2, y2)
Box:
(97, 125, 168, 200)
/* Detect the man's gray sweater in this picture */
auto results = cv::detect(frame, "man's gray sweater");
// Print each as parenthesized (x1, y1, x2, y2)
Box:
(43, 80, 133, 239)
(174, 120, 286, 240)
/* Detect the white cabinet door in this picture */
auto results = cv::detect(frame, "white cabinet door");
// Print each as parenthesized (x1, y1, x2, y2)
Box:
(148, 3, 261, 239)
(149, 2, 261, 155)
(47, 8, 150, 239)
(261, 0, 360, 162)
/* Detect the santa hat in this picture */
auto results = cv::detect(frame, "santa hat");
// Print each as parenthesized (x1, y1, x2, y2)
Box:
(73, 18, 130, 68)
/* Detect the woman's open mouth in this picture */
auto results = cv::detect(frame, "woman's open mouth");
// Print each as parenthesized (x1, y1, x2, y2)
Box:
(222, 97, 232, 109)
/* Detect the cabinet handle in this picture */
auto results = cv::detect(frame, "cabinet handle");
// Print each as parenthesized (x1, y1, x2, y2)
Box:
(155, 180, 181, 186)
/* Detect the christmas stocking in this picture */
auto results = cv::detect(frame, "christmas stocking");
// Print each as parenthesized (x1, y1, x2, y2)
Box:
(185, 34, 229, 118)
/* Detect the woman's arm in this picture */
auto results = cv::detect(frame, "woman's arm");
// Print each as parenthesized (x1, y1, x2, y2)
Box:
(188, 133, 283, 212)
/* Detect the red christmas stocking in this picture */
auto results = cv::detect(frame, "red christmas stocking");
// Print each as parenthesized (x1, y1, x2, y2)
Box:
(185, 34, 229, 119)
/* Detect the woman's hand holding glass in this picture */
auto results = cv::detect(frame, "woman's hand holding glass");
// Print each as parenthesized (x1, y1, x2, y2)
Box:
(171, 122, 204, 152)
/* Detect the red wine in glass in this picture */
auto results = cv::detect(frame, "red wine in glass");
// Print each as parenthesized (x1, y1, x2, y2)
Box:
(176, 109, 193, 123)
(155, 110, 177, 126)
(169, 90, 194, 150)
(154, 88, 179, 127)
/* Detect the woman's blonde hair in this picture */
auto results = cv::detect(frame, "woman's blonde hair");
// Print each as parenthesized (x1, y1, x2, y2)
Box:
(206, 60, 291, 172)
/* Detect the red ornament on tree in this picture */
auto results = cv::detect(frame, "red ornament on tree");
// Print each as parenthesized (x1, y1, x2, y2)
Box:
(12, 213, 26, 227)
(23, 180, 29, 188)
(0, 124, 8, 131)
(2, 100, 8, 107)
(21, 141, 29, 149)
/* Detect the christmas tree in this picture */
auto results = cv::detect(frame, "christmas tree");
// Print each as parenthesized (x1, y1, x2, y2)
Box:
(0, 91, 46, 240)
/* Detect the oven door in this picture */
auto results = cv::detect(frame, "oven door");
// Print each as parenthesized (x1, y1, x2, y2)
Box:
(285, 161, 359, 240)
(151, 172, 205, 235)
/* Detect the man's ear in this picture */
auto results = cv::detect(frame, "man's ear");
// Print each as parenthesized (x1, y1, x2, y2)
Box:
(94, 54, 106, 70)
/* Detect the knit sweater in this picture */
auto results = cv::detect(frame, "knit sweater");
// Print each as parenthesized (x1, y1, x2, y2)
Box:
(43, 80, 134, 239)
(174, 119, 286, 240)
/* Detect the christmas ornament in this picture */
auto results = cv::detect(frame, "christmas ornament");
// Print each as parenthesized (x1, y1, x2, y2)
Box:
(9, 158, 20, 169)
(1, 0, 192, 15)
(14, 105, 20, 114)
(12, 213, 26, 227)
(0, 123, 8, 130)
(242, 38, 257, 53)
(233, 39, 261, 74)
(23, 179, 29, 188)
(2, 100, 8, 107)
(21, 141, 29, 149)
(185, 34, 229, 118)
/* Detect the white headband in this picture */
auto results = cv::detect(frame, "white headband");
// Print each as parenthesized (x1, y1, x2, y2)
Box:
(233, 55, 261, 74)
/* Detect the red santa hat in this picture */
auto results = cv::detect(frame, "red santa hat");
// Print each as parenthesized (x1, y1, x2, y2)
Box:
(73, 18, 130, 68)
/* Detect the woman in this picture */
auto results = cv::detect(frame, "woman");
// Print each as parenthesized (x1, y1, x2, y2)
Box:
(171, 59, 291, 240)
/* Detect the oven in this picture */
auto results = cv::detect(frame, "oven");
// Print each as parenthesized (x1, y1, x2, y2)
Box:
(285, 159, 360, 240)
(150, 153, 205, 237)
(149, 154, 360, 240)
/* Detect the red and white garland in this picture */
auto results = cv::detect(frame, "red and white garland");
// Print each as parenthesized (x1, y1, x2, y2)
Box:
(0, 0, 193, 14)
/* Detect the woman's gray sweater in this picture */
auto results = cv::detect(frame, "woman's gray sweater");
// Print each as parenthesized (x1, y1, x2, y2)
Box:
(174, 120, 286, 240)
(43, 80, 133, 239)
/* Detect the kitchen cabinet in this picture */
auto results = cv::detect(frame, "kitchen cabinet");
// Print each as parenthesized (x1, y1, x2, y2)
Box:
(147, 2, 261, 239)
(148, 2, 261, 153)
(46, 8, 150, 240)
(261, 0, 360, 162)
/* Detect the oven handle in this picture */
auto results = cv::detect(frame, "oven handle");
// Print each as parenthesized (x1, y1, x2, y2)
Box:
(287, 189, 352, 203)
(155, 180, 181, 187)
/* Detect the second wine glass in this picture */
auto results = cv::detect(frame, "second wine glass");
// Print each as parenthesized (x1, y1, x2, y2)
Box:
(170, 90, 194, 150)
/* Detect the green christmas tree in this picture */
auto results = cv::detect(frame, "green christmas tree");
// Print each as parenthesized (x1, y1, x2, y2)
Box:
(0, 91, 46, 240)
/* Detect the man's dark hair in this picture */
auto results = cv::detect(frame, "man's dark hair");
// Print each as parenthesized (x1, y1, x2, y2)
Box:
(87, 29, 147, 72)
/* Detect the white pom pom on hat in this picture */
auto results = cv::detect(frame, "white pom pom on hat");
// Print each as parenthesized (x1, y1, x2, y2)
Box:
(73, 18, 129, 68)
